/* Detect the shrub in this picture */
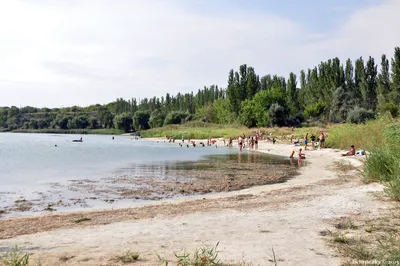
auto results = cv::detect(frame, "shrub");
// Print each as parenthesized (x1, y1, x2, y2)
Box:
(149, 109, 166, 129)
(268, 103, 286, 126)
(346, 107, 375, 124)
(133, 110, 150, 130)
(304, 102, 326, 118)
(164, 111, 189, 126)
(381, 102, 399, 118)
(114, 112, 133, 132)
(0, 245, 30, 266)
(174, 242, 223, 266)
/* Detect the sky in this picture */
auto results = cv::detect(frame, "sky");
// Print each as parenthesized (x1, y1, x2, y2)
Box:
(1, 0, 400, 108)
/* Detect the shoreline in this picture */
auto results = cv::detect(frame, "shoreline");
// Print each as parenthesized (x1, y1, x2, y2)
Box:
(0, 141, 379, 265)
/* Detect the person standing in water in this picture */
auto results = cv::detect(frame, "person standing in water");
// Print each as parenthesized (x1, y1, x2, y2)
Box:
(181, 135, 184, 143)
(238, 135, 243, 152)
(255, 135, 259, 150)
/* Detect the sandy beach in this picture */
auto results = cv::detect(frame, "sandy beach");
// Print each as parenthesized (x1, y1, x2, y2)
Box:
(0, 139, 385, 266)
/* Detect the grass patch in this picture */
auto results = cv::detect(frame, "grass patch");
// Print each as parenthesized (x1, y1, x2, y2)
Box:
(325, 115, 395, 150)
(334, 161, 357, 173)
(332, 160, 359, 181)
(173, 242, 223, 266)
(326, 115, 400, 201)
(116, 250, 140, 263)
(335, 218, 358, 230)
(141, 122, 250, 139)
(142, 121, 325, 141)
(156, 242, 265, 266)
(326, 208, 400, 265)
(0, 245, 30, 266)
(332, 233, 349, 244)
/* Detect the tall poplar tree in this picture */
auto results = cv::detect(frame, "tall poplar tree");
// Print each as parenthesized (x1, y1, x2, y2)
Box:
(361, 56, 377, 110)
(354, 57, 365, 105)
(391, 47, 400, 105)
(377, 54, 391, 110)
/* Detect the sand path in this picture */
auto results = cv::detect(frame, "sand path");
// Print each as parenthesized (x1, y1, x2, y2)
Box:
(0, 142, 383, 266)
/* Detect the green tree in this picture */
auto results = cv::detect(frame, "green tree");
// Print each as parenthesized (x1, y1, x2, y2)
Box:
(354, 57, 365, 105)
(391, 47, 400, 105)
(163, 111, 188, 125)
(360, 56, 378, 110)
(89, 117, 99, 129)
(287, 72, 298, 114)
(268, 103, 286, 126)
(377, 54, 391, 112)
(195, 104, 214, 123)
(238, 99, 256, 128)
(68, 115, 89, 129)
(148, 109, 166, 128)
(304, 102, 326, 118)
(213, 98, 236, 124)
(114, 113, 133, 132)
(133, 111, 150, 130)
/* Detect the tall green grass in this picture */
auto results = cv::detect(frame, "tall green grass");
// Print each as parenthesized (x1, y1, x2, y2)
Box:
(141, 122, 251, 139)
(325, 115, 395, 150)
(142, 121, 325, 140)
(327, 115, 400, 200)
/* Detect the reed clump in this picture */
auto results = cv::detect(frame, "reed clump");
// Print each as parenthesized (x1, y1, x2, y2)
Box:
(327, 114, 400, 200)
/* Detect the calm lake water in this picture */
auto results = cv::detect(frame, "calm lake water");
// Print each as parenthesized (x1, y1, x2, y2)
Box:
(0, 133, 295, 217)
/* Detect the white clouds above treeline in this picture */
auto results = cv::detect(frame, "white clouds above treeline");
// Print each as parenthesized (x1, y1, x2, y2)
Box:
(0, 0, 399, 107)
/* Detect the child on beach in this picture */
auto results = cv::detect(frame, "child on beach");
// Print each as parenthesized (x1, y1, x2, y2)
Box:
(298, 148, 306, 159)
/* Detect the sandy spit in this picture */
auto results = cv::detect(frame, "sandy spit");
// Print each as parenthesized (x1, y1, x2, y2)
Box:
(0, 140, 383, 266)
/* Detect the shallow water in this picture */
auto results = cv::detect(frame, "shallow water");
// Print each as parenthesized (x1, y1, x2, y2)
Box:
(0, 133, 297, 218)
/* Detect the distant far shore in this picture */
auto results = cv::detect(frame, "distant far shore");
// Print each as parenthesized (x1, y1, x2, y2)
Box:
(2, 128, 124, 135)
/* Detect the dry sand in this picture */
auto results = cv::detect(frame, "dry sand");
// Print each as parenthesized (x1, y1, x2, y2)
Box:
(0, 140, 385, 266)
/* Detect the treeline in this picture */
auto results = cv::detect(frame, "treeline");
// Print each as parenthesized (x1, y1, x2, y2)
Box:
(1, 47, 400, 133)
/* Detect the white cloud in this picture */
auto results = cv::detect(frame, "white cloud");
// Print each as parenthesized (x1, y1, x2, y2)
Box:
(0, 0, 399, 107)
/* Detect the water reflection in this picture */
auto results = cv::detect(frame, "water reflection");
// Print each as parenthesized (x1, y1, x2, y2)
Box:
(290, 158, 307, 168)
(112, 151, 293, 178)
(1, 150, 299, 219)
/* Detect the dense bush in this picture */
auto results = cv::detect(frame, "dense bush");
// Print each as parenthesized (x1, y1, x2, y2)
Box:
(163, 111, 188, 125)
(328, 115, 400, 201)
(114, 113, 133, 132)
(133, 111, 150, 130)
(304, 102, 326, 118)
(268, 103, 286, 126)
(346, 107, 375, 124)
(148, 109, 166, 129)
(381, 102, 399, 118)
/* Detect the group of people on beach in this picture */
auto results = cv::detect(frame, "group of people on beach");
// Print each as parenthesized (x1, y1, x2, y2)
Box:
(173, 135, 219, 148)
(302, 131, 326, 150)
(167, 127, 365, 160)
(233, 133, 262, 152)
(288, 128, 366, 159)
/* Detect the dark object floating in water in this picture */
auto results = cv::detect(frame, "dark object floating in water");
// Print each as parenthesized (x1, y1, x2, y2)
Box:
(72, 137, 83, 142)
